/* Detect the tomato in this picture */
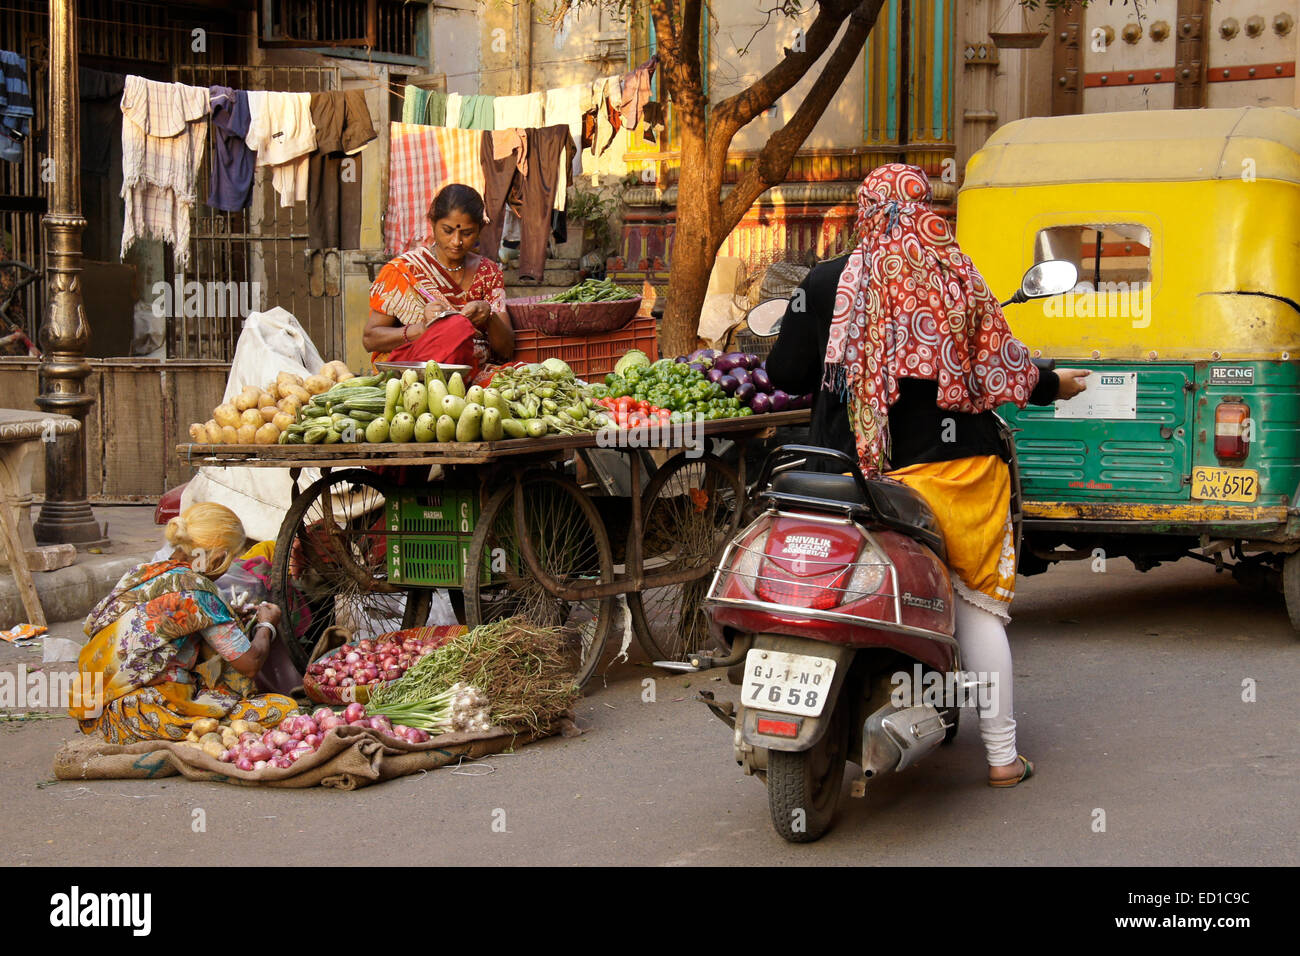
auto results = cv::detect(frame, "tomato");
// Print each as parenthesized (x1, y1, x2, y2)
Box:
(616, 396, 633, 412)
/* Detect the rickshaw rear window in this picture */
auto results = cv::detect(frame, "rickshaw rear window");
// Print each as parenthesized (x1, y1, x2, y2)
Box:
(1034, 224, 1151, 288)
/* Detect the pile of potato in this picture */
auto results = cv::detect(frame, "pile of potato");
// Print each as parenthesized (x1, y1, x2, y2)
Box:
(179, 716, 264, 760)
(190, 360, 356, 445)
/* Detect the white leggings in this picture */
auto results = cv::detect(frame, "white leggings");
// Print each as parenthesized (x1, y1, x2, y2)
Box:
(953, 595, 1018, 767)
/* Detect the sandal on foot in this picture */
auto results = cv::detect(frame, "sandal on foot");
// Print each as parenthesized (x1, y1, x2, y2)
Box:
(989, 754, 1034, 788)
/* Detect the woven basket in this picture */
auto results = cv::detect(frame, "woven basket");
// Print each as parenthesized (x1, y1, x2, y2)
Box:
(506, 295, 642, 336)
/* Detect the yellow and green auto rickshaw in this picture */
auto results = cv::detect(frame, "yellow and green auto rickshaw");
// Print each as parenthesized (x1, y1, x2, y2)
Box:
(959, 106, 1300, 629)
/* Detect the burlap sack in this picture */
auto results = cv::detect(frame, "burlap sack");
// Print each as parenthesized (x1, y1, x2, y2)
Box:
(52, 722, 567, 791)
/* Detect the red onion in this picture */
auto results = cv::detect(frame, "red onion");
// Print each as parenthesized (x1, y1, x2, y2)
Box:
(269, 730, 291, 749)
(236, 757, 254, 771)
(253, 760, 268, 771)
(305, 733, 322, 747)
(273, 755, 293, 769)
(349, 717, 372, 729)
(319, 715, 343, 731)
(345, 651, 361, 664)
(247, 743, 272, 762)
(312, 707, 332, 723)
(343, 702, 366, 722)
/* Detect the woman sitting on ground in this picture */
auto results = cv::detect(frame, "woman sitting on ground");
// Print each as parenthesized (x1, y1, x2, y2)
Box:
(71, 503, 296, 744)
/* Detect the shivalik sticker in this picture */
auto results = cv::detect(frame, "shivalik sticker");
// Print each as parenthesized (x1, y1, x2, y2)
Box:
(1209, 367, 1254, 386)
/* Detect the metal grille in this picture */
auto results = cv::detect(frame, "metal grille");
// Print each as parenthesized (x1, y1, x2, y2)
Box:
(175, 64, 343, 361)
(263, 0, 425, 59)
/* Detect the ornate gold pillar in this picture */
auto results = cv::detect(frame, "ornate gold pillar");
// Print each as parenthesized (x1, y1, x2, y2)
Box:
(33, 0, 107, 546)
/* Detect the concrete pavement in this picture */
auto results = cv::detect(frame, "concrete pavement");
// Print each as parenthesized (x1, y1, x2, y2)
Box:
(0, 554, 1295, 866)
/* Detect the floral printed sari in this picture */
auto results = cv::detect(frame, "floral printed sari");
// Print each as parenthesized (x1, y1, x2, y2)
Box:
(71, 561, 295, 743)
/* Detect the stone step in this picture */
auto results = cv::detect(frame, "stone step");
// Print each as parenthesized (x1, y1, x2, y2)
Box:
(505, 267, 583, 288)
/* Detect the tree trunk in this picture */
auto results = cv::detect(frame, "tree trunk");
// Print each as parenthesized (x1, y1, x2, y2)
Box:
(660, 125, 719, 358)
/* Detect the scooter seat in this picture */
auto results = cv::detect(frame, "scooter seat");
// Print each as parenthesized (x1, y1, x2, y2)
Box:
(765, 470, 946, 561)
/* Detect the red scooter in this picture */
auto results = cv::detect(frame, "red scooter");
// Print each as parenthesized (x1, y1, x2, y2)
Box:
(697, 263, 1073, 843)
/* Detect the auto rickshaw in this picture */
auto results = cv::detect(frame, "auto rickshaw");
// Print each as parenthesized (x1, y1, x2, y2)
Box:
(958, 106, 1300, 631)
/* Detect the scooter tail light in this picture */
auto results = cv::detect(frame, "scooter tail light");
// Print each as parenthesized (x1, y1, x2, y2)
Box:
(728, 528, 770, 592)
(756, 716, 801, 738)
(839, 551, 889, 605)
(1214, 400, 1250, 462)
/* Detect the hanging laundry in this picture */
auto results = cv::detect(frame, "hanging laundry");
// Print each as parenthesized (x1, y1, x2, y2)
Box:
(246, 90, 316, 208)
(426, 90, 448, 127)
(598, 77, 623, 156)
(491, 128, 528, 177)
(641, 100, 667, 145)
(384, 122, 485, 255)
(457, 94, 496, 131)
(80, 68, 125, 176)
(445, 92, 464, 129)
(543, 83, 588, 179)
(207, 86, 255, 212)
(493, 92, 544, 131)
(307, 89, 377, 252)
(0, 50, 33, 162)
(119, 76, 210, 268)
(401, 85, 429, 125)
(619, 54, 659, 130)
(479, 126, 574, 281)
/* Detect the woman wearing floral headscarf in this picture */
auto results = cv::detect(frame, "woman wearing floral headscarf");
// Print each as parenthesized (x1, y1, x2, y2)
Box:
(767, 163, 1090, 788)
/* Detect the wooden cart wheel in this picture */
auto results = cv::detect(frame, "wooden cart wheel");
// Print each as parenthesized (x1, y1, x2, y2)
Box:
(463, 471, 617, 689)
(627, 453, 744, 662)
(271, 468, 415, 670)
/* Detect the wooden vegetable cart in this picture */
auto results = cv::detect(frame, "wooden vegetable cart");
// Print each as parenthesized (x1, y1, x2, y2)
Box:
(178, 410, 809, 687)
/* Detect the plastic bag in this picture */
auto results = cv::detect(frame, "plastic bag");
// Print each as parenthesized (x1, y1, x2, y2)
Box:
(214, 561, 271, 612)
(183, 307, 326, 541)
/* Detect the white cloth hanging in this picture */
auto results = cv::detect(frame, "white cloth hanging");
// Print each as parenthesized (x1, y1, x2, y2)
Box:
(246, 90, 316, 207)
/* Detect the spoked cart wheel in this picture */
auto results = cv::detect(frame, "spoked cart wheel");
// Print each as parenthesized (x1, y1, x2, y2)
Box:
(271, 468, 428, 670)
(463, 470, 618, 689)
(627, 453, 744, 662)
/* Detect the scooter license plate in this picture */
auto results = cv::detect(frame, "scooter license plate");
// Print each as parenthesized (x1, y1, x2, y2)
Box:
(742, 650, 837, 717)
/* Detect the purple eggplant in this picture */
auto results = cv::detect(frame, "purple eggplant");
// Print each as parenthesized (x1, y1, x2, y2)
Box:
(735, 382, 757, 404)
(731, 367, 751, 388)
(793, 393, 813, 409)
(706, 368, 725, 384)
(688, 363, 707, 374)
(750, 392, 773, 414)
(769, 389, 790, 412)
(742, 353, 760, 370)
(751, 368, 773, 393)
(674, 355, 688, 364)
(715, 352, 745, 374)
(717, 374, 739, 395)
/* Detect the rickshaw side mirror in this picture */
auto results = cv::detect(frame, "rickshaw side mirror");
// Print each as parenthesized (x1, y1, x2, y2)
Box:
(1021, 260, 1079, 299)
(745, 297, 789, 337)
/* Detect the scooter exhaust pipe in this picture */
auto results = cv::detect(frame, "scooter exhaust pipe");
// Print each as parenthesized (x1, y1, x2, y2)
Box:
(861, 702, 950, 776)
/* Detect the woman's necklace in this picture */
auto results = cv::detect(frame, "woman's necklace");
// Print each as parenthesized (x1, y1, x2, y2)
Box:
(432, 245, 466, 279)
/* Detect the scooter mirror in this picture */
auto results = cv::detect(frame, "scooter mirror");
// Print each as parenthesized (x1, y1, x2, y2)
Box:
(745, 298, 789, 337)
(1020, 259, 1078, 300)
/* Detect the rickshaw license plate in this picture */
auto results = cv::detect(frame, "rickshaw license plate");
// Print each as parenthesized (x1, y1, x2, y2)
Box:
(1191, 467, 1258, 502)
(742, 650, 837, 717)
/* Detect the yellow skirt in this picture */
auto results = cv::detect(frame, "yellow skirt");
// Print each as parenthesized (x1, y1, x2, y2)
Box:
(886, 455, 1016, 621)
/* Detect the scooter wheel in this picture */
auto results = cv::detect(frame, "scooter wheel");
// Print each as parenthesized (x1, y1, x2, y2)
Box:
(765, 697, 849, 843)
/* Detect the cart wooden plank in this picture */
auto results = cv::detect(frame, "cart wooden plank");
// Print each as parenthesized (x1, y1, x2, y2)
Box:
(176, 409, 811, 468)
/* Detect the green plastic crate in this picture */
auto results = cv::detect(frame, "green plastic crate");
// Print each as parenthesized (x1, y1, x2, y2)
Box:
(385, 487, 490, 587)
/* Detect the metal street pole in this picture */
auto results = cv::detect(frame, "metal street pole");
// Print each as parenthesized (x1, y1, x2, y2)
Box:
(33, 0, 107, 547)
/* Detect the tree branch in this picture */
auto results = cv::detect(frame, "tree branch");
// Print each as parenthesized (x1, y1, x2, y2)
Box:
(719, 0, 882, 229)
(708, 0, 859, 142)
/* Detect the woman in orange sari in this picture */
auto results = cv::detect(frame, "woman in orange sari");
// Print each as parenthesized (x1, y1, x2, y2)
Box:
(364, 184, 514, 384)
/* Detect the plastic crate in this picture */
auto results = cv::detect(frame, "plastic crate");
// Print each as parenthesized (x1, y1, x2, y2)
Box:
(512, 314, 658, 381)
(385, 487, 490, 587)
